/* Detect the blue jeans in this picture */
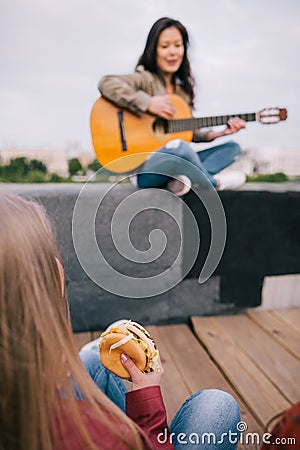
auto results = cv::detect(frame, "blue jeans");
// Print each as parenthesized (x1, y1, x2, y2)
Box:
(137, 139, 242, 189)
(79, 338, 241, 450)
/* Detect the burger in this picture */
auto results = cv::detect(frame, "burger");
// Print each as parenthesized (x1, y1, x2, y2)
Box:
(99, 319, 160, 379)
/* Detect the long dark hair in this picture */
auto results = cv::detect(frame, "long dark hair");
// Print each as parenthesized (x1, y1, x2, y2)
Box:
(137, 17, 195, 107)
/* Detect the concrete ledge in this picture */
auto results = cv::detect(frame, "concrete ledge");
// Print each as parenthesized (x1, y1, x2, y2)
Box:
(186, 182, 300, 306)
(1, 182, 299, 331)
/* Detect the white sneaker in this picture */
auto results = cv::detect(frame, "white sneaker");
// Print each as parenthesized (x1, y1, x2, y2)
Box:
(166, 175, 192, 196)
(215, 170, 246, 191)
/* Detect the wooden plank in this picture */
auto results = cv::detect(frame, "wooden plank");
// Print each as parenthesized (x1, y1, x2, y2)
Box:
(155, 324, 263, 443)
(272, 307, 300, 331)
(215, 314, 300, 404)
(74, 331, 93, 351)
(147, 325, 191, 421)
(192, 316, 290, 427)
(158, 324, 243, 390)
(247, 309, 300, 361)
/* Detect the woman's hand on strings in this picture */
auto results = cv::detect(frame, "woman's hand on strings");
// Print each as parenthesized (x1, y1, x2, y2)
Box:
(223, 117, 246, 135)
(147, 95, 176, 119)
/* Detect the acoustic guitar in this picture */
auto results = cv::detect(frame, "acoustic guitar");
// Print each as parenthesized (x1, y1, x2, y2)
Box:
(90, 94, 287, 173)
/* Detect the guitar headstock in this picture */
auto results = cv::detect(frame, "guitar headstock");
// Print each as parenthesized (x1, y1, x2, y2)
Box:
(258, 107, 288, 124)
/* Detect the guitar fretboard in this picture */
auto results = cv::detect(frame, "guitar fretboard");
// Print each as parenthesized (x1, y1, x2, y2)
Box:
(166, 113, 257, 133)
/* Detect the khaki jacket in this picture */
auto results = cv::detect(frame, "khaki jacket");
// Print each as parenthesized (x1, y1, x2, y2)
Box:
(98, 66, 210, 142)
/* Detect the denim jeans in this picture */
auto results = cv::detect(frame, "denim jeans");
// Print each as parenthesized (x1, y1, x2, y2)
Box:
(79, 338, 241, 450)
(137, 139, 242, 189)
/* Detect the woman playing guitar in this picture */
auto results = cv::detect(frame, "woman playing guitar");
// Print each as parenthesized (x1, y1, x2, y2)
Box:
(98, 17, 246, 195)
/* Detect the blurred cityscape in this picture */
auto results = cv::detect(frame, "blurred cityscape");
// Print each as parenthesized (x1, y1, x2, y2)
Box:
(0, 145, 300, 181)
(232, 146, 300, 178)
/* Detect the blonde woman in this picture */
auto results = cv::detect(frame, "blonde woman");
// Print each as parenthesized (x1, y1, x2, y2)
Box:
(0, 193, 240, 450)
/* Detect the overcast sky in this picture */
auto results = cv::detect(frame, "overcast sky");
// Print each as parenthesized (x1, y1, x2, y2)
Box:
(1, 0, 300, 154)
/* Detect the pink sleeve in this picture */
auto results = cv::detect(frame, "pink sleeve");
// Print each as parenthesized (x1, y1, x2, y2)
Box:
(126, 386, 174, 450)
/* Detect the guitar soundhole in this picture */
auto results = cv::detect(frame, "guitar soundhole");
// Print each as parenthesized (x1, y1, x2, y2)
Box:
(153, 118, 168, 135)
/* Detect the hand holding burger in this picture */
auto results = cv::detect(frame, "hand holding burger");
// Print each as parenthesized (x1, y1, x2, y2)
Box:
(99, 320, 163, 389)
(120, 352, 164, 391)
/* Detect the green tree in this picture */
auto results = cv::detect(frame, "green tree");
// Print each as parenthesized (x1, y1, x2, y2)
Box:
(29, 159, 47, 173)
(25, 171, 47, 183)
(88, 158, 101, 172)
(0, 157, 30, 181)
(49, 173, 64, 182)
(68, 158, 82, 176)
(8, 157, 30, 178)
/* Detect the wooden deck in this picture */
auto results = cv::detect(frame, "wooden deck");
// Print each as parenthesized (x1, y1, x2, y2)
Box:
(74, 307, 300, 448)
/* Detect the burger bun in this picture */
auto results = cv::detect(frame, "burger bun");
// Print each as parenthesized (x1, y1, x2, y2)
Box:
(100, 332, 147, 378)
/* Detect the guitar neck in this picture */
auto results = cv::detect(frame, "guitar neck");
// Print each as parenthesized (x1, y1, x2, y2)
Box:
(166, 112, 257, 133)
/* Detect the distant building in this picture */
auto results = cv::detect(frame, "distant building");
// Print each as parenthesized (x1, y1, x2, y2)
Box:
(77, 152, 95, 170)
(251, 147, 300, 176)
(222, 146, 300, 176)
(282, 151, 300, 176)
(0, 148, 69, 176)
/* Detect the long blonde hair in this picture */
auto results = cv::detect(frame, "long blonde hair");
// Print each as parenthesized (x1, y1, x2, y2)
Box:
(0, 193, 145, 450)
